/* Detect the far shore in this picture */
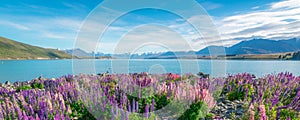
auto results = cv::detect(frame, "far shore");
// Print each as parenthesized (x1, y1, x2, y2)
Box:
(0, 57, 299, 60)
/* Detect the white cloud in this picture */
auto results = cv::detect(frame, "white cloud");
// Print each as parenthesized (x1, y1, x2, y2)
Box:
(161, 0, 300, 50)
(1, 0, 299, 53)
(270, 0, 299, 10)
(200, 2, 222, 10)
(0, 20, 30, 30)
(217, 0, 300, 42)
(251, 6, 260, 10)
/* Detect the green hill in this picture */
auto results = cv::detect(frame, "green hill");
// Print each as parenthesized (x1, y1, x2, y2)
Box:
(0, 36, 72, 59)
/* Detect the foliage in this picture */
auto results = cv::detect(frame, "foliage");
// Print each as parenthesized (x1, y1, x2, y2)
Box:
(178, 101, 209, 120)
(31, 82, 44, 89)
(226, 90, 245, 101)
(69, 101, 96, 120)
(16, 85, 32, 92)
(0, 72, 299, 119)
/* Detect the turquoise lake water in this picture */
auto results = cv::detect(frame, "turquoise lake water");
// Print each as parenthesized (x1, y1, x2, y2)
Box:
(0, 59, 299, 83)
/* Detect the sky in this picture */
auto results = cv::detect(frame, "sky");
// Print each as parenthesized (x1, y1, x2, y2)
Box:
(0, 0, 299, 54)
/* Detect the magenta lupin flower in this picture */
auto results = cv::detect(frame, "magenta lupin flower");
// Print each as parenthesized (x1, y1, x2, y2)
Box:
(35, 114, 40, 120)
(22, 111, 28, 120)
(54, 112, 60, 120)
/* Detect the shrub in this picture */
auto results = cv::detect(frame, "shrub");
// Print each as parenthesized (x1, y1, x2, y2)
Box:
(69, 101, 96, 120)
(16, 85, 32, 92)
(31, 82, 44, 89)
(226, 91, 245, 101)
(178, 101, 209, 120)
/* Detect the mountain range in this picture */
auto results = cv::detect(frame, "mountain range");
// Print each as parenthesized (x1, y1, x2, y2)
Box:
(1, 35, 299, 60)
(196, 38, 300, 55)
(64, 38, 300, 59)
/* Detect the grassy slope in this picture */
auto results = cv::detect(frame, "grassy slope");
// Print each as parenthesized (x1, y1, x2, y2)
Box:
(224, 52, 294, 60)
(291, 51, 300, 60)
(195, 52, 295, 60)
(0, 36, 71, 59)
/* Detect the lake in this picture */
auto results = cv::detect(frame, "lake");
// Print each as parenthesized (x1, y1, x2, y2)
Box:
(0, 59, 299, 83)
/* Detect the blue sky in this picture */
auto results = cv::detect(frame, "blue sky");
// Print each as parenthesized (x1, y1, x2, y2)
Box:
(0, 0, 299, 53)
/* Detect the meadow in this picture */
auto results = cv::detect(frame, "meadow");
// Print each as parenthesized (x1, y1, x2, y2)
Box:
(0, 72, 299, 120)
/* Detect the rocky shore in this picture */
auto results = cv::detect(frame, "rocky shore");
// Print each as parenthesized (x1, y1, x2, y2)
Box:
(210, 95, 245, 119)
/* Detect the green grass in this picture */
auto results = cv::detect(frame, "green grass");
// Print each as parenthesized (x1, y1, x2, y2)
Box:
(0, 36, 71, 59)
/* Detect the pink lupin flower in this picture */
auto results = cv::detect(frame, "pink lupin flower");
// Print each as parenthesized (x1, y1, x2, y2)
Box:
(250, 110, 255, 120)
(66, 105, 72, 114)
(23, 111, 28, 120)
(47, 98, 53, 111)
(259, 104, 268, 120)
(202, 89, 208, 100)
(61, 114, 65, 120)
(249, 104, 255, 120)
(35, 114, 40, 120)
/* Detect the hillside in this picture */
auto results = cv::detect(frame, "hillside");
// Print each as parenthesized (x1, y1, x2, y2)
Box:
(196, 46, 226, 55)
(0, 36, 72, 59)
(63, 48, 91, 57)
(196, 38, 300, 56)
(226, 38, 300, 55)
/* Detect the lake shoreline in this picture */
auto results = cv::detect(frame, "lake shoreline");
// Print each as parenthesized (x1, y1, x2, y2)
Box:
(0, 58, 299, 60)
(1, 59, 300, 82)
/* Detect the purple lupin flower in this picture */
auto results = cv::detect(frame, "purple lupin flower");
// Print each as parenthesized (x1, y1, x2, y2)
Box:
(276, 109, 281, 120)
(14, 104, 23, 119)
(132, 99, 136, 112)
(0, 104, 3, 119)
(145, 104, 149, 118)
(244, 87, 249, 101)
(136, 101, 139, 112)
(151, 98, 155, 112)
(115, 105, 118, 116)
(102, 99, 106, 112)
(125, 111, 129, 120)
(27, 116, 34, 120)
(65, 116, 70, 120)
(127, 101, 131, 112)
(111, 107, 114, 120)
(121, 109, 124, 120)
